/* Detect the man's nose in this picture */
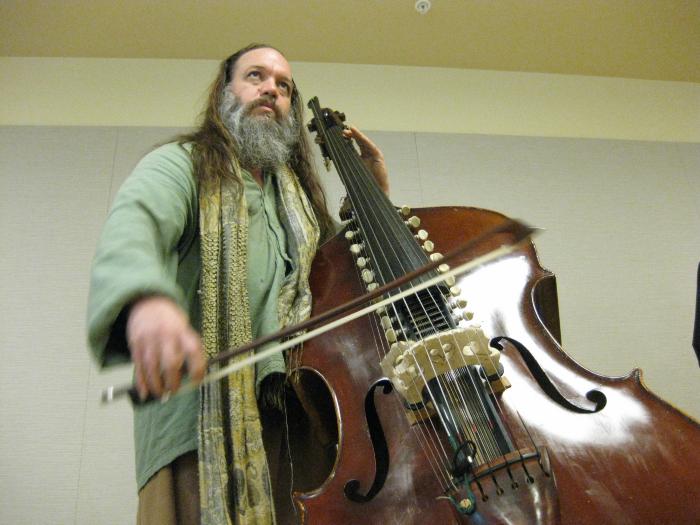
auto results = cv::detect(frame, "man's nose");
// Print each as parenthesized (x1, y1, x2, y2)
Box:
(259, 78, 278, 98)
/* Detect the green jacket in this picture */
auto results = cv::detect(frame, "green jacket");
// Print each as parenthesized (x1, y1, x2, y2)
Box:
(87, 142, 290, 489)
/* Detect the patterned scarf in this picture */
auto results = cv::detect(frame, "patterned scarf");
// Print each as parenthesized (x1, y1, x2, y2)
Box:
(197, 159, 319, 525)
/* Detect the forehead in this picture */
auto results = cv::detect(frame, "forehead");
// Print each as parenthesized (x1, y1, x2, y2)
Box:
(232, 47, 292, 79)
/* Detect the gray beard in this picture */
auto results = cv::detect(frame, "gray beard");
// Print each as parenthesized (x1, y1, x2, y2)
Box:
(219, 90, 299, 172)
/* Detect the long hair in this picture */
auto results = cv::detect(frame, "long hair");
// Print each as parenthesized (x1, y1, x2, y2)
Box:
(178, 43, 335, 241)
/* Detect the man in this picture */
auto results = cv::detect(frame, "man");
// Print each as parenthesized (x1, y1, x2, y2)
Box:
(87, 44, 388, 524)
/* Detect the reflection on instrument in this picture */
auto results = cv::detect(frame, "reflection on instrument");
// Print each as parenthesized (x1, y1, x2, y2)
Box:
(286, 98, 700, 524)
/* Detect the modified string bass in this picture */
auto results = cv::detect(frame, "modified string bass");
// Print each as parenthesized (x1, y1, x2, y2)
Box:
(285, 98, 700, 524)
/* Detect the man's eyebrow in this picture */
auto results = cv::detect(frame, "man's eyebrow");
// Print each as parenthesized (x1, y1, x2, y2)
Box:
(240, 64, 293, 89)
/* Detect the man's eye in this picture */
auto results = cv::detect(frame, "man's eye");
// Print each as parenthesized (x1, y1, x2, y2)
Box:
(247, 71, 261, 79)
(279, 82, 291, 94)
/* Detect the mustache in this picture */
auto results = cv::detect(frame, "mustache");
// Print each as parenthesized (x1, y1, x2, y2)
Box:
(244, 96, 281, 120)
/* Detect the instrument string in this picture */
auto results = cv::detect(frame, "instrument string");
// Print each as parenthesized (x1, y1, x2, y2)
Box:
(304, 100, 518, 474)
(330, 127, 514, 468)
(324, 125, 499, 480)
(326, 131, 498, 458)
(324, 127, 495, 466)
(323, 127, 457, 484)
(326, 151, 454, 484)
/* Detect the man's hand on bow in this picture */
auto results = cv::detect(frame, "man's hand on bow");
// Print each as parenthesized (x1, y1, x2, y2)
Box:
(126, 296, 206, 399)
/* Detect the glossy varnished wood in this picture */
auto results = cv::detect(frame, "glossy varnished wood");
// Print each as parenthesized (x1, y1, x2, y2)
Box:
(291, 206, 700, 524)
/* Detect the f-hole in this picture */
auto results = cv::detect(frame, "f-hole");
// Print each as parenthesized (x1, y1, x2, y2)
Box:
(344, 379, 393, 502)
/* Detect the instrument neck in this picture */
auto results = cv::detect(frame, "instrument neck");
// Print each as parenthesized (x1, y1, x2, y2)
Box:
(309, 98, 430, 287)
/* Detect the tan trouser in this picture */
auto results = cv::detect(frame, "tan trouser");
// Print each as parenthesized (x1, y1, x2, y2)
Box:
(137, 451, 200, 525)
(136, 406, 298, 525)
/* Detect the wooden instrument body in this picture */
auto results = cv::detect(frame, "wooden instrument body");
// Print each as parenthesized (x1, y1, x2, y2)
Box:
(291, 206, 700, 524)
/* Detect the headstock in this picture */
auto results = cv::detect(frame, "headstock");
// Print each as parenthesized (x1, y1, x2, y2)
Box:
(307, 96, 347, 170)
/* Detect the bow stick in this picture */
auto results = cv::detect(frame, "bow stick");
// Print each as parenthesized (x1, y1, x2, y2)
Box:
(102, 218, 537, 405)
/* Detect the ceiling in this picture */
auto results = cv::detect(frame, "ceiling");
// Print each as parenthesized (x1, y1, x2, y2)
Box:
(2, 0, 698, 83)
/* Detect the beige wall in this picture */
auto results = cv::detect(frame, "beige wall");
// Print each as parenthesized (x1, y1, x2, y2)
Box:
(2, 57, 700, 141)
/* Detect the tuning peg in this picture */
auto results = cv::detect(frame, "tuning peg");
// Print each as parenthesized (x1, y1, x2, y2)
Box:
(453, 311, 474, 324)
(356, 256, 367, 268)
(350, 243, 364, 255)
(400, 205, 411, 217)
(452, 311, 463, 322)
(361, 269, 375, 283)
(450, 298, 468, 309)
(415, 229, 429, 241)
(430, 252, 443, 262)
(344, 230, 358, 241)
(435, 262, 453, 282)
(405, 216, 421, 228)
(422, 240, 434, 252)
